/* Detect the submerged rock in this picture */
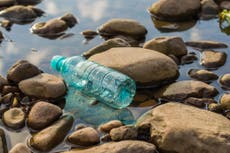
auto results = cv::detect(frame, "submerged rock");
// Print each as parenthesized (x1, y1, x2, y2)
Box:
(9, 143, 30, 153)
(7, 60, 41, 83)
(98, 18, 147, 39)
(0, 129, 8, 153)
(188, 69, 218, 82)
(220, 73, 230, 89)
(89, 47, 179, 87)
(30, 115, 74, 152)
(180, 53, 198, 65)
(68, 127, 100, 146)
(3, 108, 25, 129)
(19, 73, 66, 98)
(83, 38, 130, 58)
(185, 40, 228, 49)
(149, 0, 201, 21)
(136, 102, 230, 153)
(31, 13, 77, 39)
(143, 36, 187, 57)
(63, 140, 156, 153)
(0, 5, 44, 24)
(201, 50, 227, 68)
(28, 101, 62, 130)
(154, 80, 218, 101)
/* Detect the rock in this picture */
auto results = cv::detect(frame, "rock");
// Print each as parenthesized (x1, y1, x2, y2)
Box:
(220, 94, 230, 110)
(0, 0, 15, 7)
(0, 5, 44, 24)
(180, 53, 198, 65)
(74, 124, 87, 130)
(62, 140, 156, 153)
(16, 0, 42, 5)
(9, 143, 31, 153)
(31, 13, 77, 38)
(98, 120, 123, 133)
(7, 60, 41, 83)
(98, 19, 147, 39)
(28, 101, 62, 130)
(154, 80, 218, 101)
(143, 36, 187, 57)
(3, 108, 25, 129)
(0, 31, 4, 42)
(220, 74, 230, 89)
(2, 85, 20, 95)
(185, 40, 228, 49)
(0, 93, 14, 106)
(109, 125, 138, 141)
(0, 75, 8, 91)
(188, 69, 218, 82)
(184, 97, 217, 108)
(208, 103, 223, 113)
(18, 73, 66, 98)
(200, 0, 219, 20)
(136, 102, 230, 153)
(89, 47, 179, 87)
(0, 129, 8, 153)
(0, 20, 13, 31)
(68, 127, 100, 146)
(83, 38, 130, 58)
(81, 29, 98, 39)
(149, 0, 201, 21)
(220, 1, 230, 10)
(201, 50, 227, 68)
(30, 115, 74, 152)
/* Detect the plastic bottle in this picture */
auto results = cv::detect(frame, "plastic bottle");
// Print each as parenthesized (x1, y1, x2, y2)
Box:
(50, 55, 136, 109)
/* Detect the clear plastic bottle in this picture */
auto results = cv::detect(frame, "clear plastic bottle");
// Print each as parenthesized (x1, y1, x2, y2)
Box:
(50, 55, 136, 109)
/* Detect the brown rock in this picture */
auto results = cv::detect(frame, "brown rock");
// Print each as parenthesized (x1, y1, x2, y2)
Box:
(200, 0, 219, 20)
(2, 85, 20, 95)
(185, 40, 228, 49)
(3, 108, 25, 129)
(98, 120, 123, 133)
(220, 1, 230, 10)
(201, 50, 227, 68)
(220, 94, 230, 110)
(89, 47, 179, 87)
(220, 73, 230, 89)
(136, 102, 230, 153)
(9, 143, 31, 153)
(180, 53, 198, 65)
(188, 69, 218, 82)
(0, 75, 8, 91)
(184, 97, 217, 108)
(0, 129, 8, 153)
(109, 125, 138, 141)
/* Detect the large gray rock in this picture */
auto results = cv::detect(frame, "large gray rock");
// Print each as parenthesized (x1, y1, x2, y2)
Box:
(7, 60, 41, 83)
(28, 101, 62, 130)
(89, 47, 179, 87)
(136, 102, 230, 153)
(149, 0, 201, 21)
(154, 80, 218, 101)
(62, 140, 156, 153)
(98, 19, 147, 39)
(19, 73, 66, 98)
(143, 36, 187, 57)
(0, 129, 8, 153)
(201, 50, 227, 68)
(9, 143, 31, 153)
(30, 115, 74, 152)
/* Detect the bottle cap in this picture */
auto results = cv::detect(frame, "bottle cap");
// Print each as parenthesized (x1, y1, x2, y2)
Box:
(50, 55, 66, 71)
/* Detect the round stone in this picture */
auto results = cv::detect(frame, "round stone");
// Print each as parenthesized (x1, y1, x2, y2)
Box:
(3, 108, 25, 129)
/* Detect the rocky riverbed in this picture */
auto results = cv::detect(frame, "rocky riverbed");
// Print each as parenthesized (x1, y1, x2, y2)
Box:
(0, 0, 230, 153)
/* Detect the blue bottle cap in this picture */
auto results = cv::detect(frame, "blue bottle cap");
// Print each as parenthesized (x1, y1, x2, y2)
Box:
(50, 55, 66, 71)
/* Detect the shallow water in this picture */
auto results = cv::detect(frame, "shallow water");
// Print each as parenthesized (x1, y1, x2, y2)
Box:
(0, 0, 230, 152)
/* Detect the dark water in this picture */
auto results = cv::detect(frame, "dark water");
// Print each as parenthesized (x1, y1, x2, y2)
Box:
(0, 0, 230, 152)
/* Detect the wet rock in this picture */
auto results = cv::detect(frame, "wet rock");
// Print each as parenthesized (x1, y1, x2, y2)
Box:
(0, 75, 8, 91)
(98, 120, 123, 133)
(185, 40, 228, 49)
(149, 0, 201, 21)
(9, 143, 30, 153)
(143, 36, 187, 57)
(220, 1, 230, 10)
(19, 73, 66, 98)
(0, 129, 8, 153)
(220, 94, 230, 110)
(0, 5, 44, 24)
(2, 85, 20, 95)
(188, 69, 218, 82)
(180, 53, 198, 64)
(81, 29, 98, 39)
(98, 19, 147, 39)
(109, 125, 138, 141)
(7, 60, 41, 83)
(208, 103, 223, 113)
(154, 80, 218, 102)
(31, 13, 77, 39)
(220, 73, 230, 89)
(0, 20, 13, 31)
(74, 124, 87, 130)
(68, 127, 100, 146)
(100, 134, 111, 142)
(184, 97, 217, 108)
(201, 50, 227, 68)
(83, 38, 130, 58)
(3, 108, 25, 129)
(15, 0, 42, 5)
(30, 115, 74, 152)
(0, 93, 14, 106)
(200, 0, 219, 20)
(0, 0, 15, 7)
(136, 102, 230, 153)
(28, 101, 62, 130)
(89, 47, 179, 87)
(63, 140, 156, 153)
(110, 35, 144, 47)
